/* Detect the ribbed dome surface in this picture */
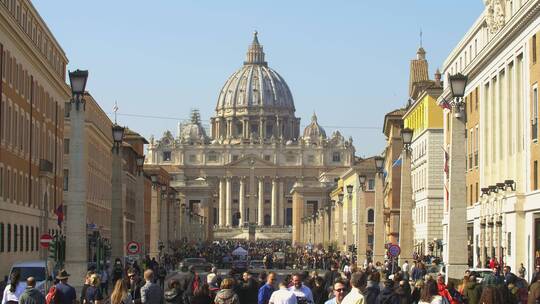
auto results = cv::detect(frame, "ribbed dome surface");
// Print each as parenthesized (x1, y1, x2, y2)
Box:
(303, 113, 326, 143)
(215, 32, 295, 113)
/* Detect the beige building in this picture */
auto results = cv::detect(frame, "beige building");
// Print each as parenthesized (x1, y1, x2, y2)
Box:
(146, 32, 355, 243)
(441, 0, 540, 279)
(0, 0, 70, 276)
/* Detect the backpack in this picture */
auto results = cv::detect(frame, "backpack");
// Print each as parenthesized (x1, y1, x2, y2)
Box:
(46, 286, 57, 304)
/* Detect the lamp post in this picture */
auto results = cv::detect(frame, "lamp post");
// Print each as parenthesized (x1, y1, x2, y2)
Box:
(134, 155, 146, 254)
(64, 69, 89, 291)
(345, 184, 354, 251)
(398, 127, 414, 265)
(111, 124, 125, 264)
(373, 155, 386, 263)
(356, 173, 368, 264)
(337, 193, 345, 250)
(443, 73, 469, 281)
(160, 184, 169, 252)
(149, 175, 161, 259)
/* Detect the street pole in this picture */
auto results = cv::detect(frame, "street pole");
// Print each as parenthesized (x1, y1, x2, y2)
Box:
(399, 146, 414, 265)
(111, 125, 125, 264)
(373, 163, 386, 264)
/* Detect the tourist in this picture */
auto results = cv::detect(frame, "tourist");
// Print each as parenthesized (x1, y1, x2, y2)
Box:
(375, 279, 397, 304)
(478, 285, 503, 304)
(395, 280, 412, 304)
(311, 277, 328, 304)
(164, 280, 183, 304)
(81, 271, 95, 304)
(341, 272, 365, 304)
(528, 272, 540, 304)
(411, 280, 423, 304)
(462, 275, 482, 304)
(55, 270, 77, 304)
(1, 270, 25, 304)
(127, 268, 144, 304)
(236, 272, 258, 304)
(518, 263, 526, 279)
(258, 272, 276, 304)
(362, 272, 380, 304)
(325, 279, 348, 304)
(85, 274, 104, 304)
(214, 278, 239, 304)
(19, 277, 45, 304)
(269, 280, 297, 304)
(288, 274, 314, 304)
(418, 279, 443, 304)
(110, 279, 133, 304)
(191, 284, 214, 304)
(140, 270, 163, 304)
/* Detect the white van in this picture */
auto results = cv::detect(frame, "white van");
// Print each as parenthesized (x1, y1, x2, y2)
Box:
(9, 260, 52, 295)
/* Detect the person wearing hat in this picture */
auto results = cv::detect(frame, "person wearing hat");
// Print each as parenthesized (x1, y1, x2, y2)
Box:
(55, 270, 76, 304)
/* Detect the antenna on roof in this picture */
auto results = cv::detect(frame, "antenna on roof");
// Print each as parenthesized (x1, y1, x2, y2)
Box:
(419, 28, 423, 48)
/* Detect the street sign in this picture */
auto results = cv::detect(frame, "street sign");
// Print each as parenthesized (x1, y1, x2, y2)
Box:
(388, 244, 401, 257)
(126, 241, 140, 254)
(40, 234, 53, 248)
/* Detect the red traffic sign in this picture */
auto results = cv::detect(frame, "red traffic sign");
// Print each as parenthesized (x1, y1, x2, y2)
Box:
(126, 241, 140, 254)
(388, 244, 401, 257)
(40, 234, 53, 248)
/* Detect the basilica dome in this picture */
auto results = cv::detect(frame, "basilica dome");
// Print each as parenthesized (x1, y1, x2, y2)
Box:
(215, 32, 295, 114)
(303, 113, 326, 144)
(180, 110, 209, 144)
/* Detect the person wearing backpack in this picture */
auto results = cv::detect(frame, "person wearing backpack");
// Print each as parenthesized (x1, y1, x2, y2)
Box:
(85, 274, 104, 304)
(54, 270, 76, 304)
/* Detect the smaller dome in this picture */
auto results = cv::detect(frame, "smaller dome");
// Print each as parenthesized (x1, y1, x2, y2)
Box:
(180, 109, 209, 144)
(303, 113, 326, 144)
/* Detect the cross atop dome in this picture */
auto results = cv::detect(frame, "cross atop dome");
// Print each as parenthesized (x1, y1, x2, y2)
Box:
(245, 31, 267, 65)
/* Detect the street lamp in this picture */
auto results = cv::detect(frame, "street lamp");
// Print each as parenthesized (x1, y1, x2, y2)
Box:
(359, 175, 367, 190)
(447, 73, 469, 118)
(374, 156, 385, 173)
(136, 155, 145, 175)
(346, 184, 353, 197)
(112, 124, 125, 154)
(69, 69, 88, 110)
(338, 193, 344, 204)
(401, 128, 414, 149)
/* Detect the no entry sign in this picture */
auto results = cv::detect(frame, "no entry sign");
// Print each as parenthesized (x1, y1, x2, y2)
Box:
(126, 241, 140, 254)
(40, 234, 53, 248)
(388, 244, 401, 258)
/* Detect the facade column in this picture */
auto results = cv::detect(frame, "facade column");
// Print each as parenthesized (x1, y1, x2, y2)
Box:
(292, 191, 304, 244)
(373, 173, 385, 263)
(399, 149, 414, 265)
(321, 209, 326, 245)
(134, 171, 145, 255)
(346, 192, 353, 250)
(445, 112, 469, 280)
(337, 200, 344, 250)
(480, 221, 486, 267)
(226, 177, 232, 227)
(239, 177, 245, 226)
(219, 178, 225, 227)
(330, 205, 336, 247)
(259, 118, 266, 139)
(278, 180, 285, 226)
(271, 178, 278, 226)
(249, 167, 256, 224)
(149, 186, 160, 259)
(159, 190, 168, 253)
(258, 178, 264, 226)
(357, 189, 367, 264)
(65, 93, 88, 290)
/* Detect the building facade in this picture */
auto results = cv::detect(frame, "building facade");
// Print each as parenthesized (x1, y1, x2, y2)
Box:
(441, 0, 540, 277)
(146, 32, 355, 242)
(0, 0, 70, 276)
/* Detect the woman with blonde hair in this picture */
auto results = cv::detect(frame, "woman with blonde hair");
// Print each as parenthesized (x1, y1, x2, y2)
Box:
(214, 278, 239, 304)
(85, 274, 104, 304)
(111, 279, 133, 304)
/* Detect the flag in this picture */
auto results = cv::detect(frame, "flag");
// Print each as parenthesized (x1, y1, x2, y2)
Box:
(392, 157, 402, 168)
(443, 148, 449, 178)
(54, 204, 64, 228)
(113, 101, 119, 113)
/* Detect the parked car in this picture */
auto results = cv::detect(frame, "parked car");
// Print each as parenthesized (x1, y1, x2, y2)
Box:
(249, 260, 265, 270)
(468, 268, 493, 283)
(179, 258, 213, 272)
(9, 260, 52, 295)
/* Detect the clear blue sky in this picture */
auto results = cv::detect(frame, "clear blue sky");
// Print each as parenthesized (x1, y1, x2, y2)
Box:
(33, 0, 484, 157)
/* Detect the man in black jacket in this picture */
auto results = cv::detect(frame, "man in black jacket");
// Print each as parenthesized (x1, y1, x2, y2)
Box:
(128, 268, 145, 304)
(236, 272, 259, 304)
(323, 264, 340, 294)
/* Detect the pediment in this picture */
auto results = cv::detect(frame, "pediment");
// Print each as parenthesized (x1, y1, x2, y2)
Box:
(226, 154, 275, 168)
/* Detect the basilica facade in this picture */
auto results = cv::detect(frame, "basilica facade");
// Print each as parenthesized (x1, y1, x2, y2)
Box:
(146, 32, 355, 240)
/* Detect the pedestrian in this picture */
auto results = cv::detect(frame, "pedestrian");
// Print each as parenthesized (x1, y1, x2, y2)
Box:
(85, 274, 104, 304)
(80, 271, 96, 304)
(19, 277, 45, 304)
(363, 272, 379, 304)
(214, 278, 239, 304)
(100, 267, 109, 297)
(340, 272, 365, 304)
(531, 265, 540, 285)
(141, 270, 163, 304)
(482, 267, 504, 286)
(269, 280, 297, 304)
(127, 268, 144, 304)
(478, 285, 503, 304)
(236, 272, 258, 304)
(113, 259, 124, 284)
(54, 270, 77, 304)
(288, 273, 314, 304)
(324, 265, 340, 294)
(164, 280, 183, 304)
(518, 263, 526, 279)
(418, 279, 443, 304)
(311, 277, 328, 304)
(1, 270, 25, 304)
(528, 272, 540, 304)
(411, 280, 423, 304)
(375, 279, 397, 304)
(183, 266, 202, 304)
(395, 280, 412, 304)
(402, 261, 410, 280)
(110, 278, 133, 304)
(191, 284, 213, 304)
(462, 275, 481, 304)
(258, 272, 276, 304)
(324, 279, 348, 304)
(435, 274, 452, 303)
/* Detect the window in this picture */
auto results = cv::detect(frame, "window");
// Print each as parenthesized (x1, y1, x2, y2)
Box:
(25, 226, 28, 251)
(19, 225, 23, 252)
(508, 232, 512, 255)
(63, 139, 69, 154)
(13, 224, 17, 252)
(188, 154, 196, 163)
(207, 152, 218, 162)
(64, 102, 70, 117)
(533, 86, 538, 140)
(63, 169, 69, 191)
(30, 226, 34, 251)
(367, 209, 374, 223)
(263, 155, 271, 161)
(286, 154, 296, 162)
(476, 182, 479, 202)
(307, 155, 315, 163)
(0, 223, 3, 252)
(232, 155, 239, 161)
(332, 152, 341, 162)
(163, 151, 171, 161)
(534, 35, 537, 64)
(7, 224, 11, 252)
(535, 161, 538, 190)
(368, 179, 375, 191)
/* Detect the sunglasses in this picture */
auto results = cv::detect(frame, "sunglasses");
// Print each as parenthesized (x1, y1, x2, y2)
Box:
(334, 288, 345, 292)
(128, 275, 136, 278)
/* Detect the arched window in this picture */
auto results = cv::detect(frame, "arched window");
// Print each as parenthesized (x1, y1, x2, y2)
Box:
(367, 209, 374, 223)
